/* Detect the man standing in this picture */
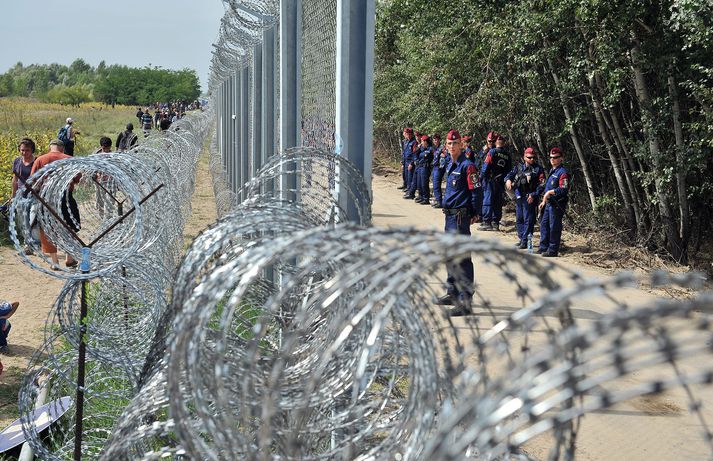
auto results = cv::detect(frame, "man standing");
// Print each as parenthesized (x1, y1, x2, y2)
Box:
(398, 127, 418, 192)
(141, 109, 153, 137)
(537, 147, 570, 257)
(436, 130, 482, 316)
(59, 118, 80, 155)
(116, 123, 138, 151)
(480, 134, 512, 231)
(30, 140, 77, 269)
(431, 133, 447, 208)
(92, 137, 116, 218)
(505, 147, 545, 249)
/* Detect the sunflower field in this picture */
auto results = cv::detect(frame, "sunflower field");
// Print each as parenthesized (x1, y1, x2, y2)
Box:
(0, 97, 135, 202)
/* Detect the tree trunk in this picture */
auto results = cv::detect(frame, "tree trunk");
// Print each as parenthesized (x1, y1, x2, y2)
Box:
(667, 74, 690, 252)
(588, 75, 637, 237)
(546, 57, 598, 210)
(630, 41, 686, 263)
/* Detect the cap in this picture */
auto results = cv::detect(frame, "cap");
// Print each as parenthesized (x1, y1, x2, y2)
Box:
(49, 139, 65, 147)
(432, 133, 441, 140)
(126, 123, 134, 130)
(487, 131, 496, 142)
(524, 147, 535, 155)
(404, 127, 414, 134)
(550, 147, 563, 156)
(463, 135, 472, 142)
(447, 130, 461, 140)
(496, 134, 505, 142)
(66, 117, 73, 124)
(421, 135, 429, 141)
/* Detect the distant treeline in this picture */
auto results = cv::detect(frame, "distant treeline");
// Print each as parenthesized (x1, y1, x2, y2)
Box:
(0, 59, 201, 106)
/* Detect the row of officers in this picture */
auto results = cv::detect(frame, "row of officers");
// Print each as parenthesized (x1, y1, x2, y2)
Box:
(398, 128, 571, 316)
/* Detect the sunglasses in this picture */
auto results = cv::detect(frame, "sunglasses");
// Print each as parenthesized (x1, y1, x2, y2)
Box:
(550, 155, 562, 159)
(525, 156, 535, 159)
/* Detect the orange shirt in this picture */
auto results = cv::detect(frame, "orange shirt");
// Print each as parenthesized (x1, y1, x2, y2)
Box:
(30, 152, 72, 175)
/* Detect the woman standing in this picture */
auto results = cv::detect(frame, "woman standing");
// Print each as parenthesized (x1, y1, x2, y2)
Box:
(11, 138, 37, 255)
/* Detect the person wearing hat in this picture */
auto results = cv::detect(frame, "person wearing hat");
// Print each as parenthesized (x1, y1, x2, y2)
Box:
(462, 135, 474, 160)
(61, 118, 80, 155)
(116, 123, 138, 151)
(431, 133, 447, 208)
(505, 147, 546, 249)
(399, 128, 418, 192)
(411, 135, 433, 204)
(436, 129, 482, 316)
(537, 147, 570, 257)
(479, 134, 512, 231)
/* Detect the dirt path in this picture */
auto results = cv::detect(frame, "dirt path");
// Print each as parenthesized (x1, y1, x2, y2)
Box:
(0, 146, 217, 428)
(0, 157, 708, 459)
(372, 172, 712, 461)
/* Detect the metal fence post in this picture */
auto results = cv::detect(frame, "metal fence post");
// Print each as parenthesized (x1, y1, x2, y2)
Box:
(280, 0, 301, 202)
(253, 43, 263, 179)
(262, 26, 276, 193)
(240, 65, 250, 197)
(336, 0, 375, 223)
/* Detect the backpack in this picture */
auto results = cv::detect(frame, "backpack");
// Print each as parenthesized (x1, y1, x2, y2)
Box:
(58, 125, 70, 144)
(118, 131, 137, 151)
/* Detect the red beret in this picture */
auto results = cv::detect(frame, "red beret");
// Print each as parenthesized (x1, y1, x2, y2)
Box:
(496, 134, 505, 142)
(421, 135, 429, 141)
(447, 129, 461, 140)
(487, 131, 496, 142)
(550, 147, 563, 156)
(524, 147, 535, 155)
(463, 135, 472, 142)
(404, 127, 414, 134)
(432, 133, 441, 140)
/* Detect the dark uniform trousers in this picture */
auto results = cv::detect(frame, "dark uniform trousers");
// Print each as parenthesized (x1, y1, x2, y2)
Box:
(482, 179, 504, 224)
(540, 201, 566, 254)
(444, 211, 474, 299)
(516, 197, 538, 244)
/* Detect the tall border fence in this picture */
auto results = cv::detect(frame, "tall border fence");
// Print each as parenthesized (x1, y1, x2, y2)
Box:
(212, 0, 375, 222)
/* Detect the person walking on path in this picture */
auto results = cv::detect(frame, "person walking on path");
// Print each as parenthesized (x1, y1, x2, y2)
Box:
(30, 140, 78, 270)
(116, 123, 138, 151)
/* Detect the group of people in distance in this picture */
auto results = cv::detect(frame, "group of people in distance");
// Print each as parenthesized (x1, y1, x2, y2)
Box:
(398, 127, 571, 316)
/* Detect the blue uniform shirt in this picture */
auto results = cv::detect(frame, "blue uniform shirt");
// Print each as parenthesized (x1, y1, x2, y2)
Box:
(402, 138, 418, 164)
(416, 146, 433, 167)
(505, 162, 546, 198)
(432, 146, 444, 168)
(481, 147, 512, 181)
(539, 165, 570, 202)
(443, 152, 481, 216)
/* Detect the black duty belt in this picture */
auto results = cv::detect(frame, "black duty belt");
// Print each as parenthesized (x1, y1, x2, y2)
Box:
(443, 207, 468, 216)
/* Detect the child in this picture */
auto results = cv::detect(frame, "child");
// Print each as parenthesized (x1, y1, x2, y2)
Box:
(0, 300, 19, 353)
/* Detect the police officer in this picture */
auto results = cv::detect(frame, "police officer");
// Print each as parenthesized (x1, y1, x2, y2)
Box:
(480, 134, 512, 231)
(414, 135, 434, 204)
(505, 147, 545, 249)
(431, 133, 447, 208)
(462, 135, 474, 160)
(436, 130, 482, 316)
(537, 147, 570, 257)
(398, 127, 418, 192)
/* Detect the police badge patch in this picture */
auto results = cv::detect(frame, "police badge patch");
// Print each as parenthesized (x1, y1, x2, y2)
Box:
(562, 178, 569, 188)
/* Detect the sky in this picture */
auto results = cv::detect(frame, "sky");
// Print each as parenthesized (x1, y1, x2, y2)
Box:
(0, 0, 227, 92)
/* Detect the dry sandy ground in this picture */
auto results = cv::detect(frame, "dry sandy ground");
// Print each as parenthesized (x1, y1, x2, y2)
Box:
(0, 148, 216, 428)
(0, 156, 709, 460)
(372, 172, 712, 461)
